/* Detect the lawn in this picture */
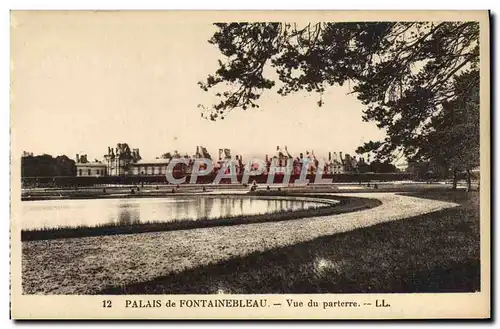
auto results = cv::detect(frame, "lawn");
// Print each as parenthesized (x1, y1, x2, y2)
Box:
(100, 190, 480, 294)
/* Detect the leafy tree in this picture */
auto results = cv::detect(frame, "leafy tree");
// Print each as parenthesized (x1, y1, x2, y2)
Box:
(413, 70, 479, 189)
(199, 22, 480, 171)
(21, 154, 76, 177)
(369, 160, 397, 173)
(161, 152, 173, 159)
(55, 155, 77, 176)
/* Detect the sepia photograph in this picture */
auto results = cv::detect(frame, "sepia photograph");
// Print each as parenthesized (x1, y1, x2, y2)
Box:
(10, 10, 490, 319)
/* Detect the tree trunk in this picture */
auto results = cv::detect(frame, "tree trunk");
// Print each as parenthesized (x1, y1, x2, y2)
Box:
(466, 169, 472, 191)
(452, 168, 458, 190)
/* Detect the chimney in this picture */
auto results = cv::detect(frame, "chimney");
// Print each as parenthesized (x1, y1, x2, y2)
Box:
(196, 146, 199, 156)
(329, 152, 332, 161)
(76, 154, 79, 163)
(265, 154, 269, 162)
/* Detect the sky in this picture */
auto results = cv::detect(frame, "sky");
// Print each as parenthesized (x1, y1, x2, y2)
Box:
(11, 11, 387, 162)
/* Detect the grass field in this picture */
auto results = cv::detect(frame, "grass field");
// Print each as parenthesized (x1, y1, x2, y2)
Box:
(100, 190, 480, 294)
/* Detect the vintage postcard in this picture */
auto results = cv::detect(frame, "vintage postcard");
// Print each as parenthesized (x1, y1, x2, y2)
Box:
(10, 10, 490, 319)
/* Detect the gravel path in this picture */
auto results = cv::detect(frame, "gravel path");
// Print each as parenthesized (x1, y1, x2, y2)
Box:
(22, 193, 459, 294)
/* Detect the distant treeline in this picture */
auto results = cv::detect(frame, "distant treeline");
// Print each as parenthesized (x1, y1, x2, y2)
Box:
(356, 160, 397, 174)
(22, 172, 415, 188)
(21, 155, 76, 178)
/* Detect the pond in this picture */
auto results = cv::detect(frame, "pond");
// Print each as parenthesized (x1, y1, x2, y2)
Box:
(21, 196, 332, 230)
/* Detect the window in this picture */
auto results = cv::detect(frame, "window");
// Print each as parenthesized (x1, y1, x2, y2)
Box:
(88, 169, 91, 176)
(79, 169, 82, 176)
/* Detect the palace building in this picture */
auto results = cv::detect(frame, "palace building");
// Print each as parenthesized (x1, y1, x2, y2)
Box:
(75, 154, 107, 177)
(76, 143, 363, 178)
(130, 158, 170, 176)
(103, 143, 142, 176)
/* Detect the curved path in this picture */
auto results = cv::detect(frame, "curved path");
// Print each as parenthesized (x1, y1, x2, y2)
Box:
(22, 193, 460, 294)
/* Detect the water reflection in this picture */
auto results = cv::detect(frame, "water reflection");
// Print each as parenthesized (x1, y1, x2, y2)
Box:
(116, 203, 141, 226)
(21, 196, 330, 230)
